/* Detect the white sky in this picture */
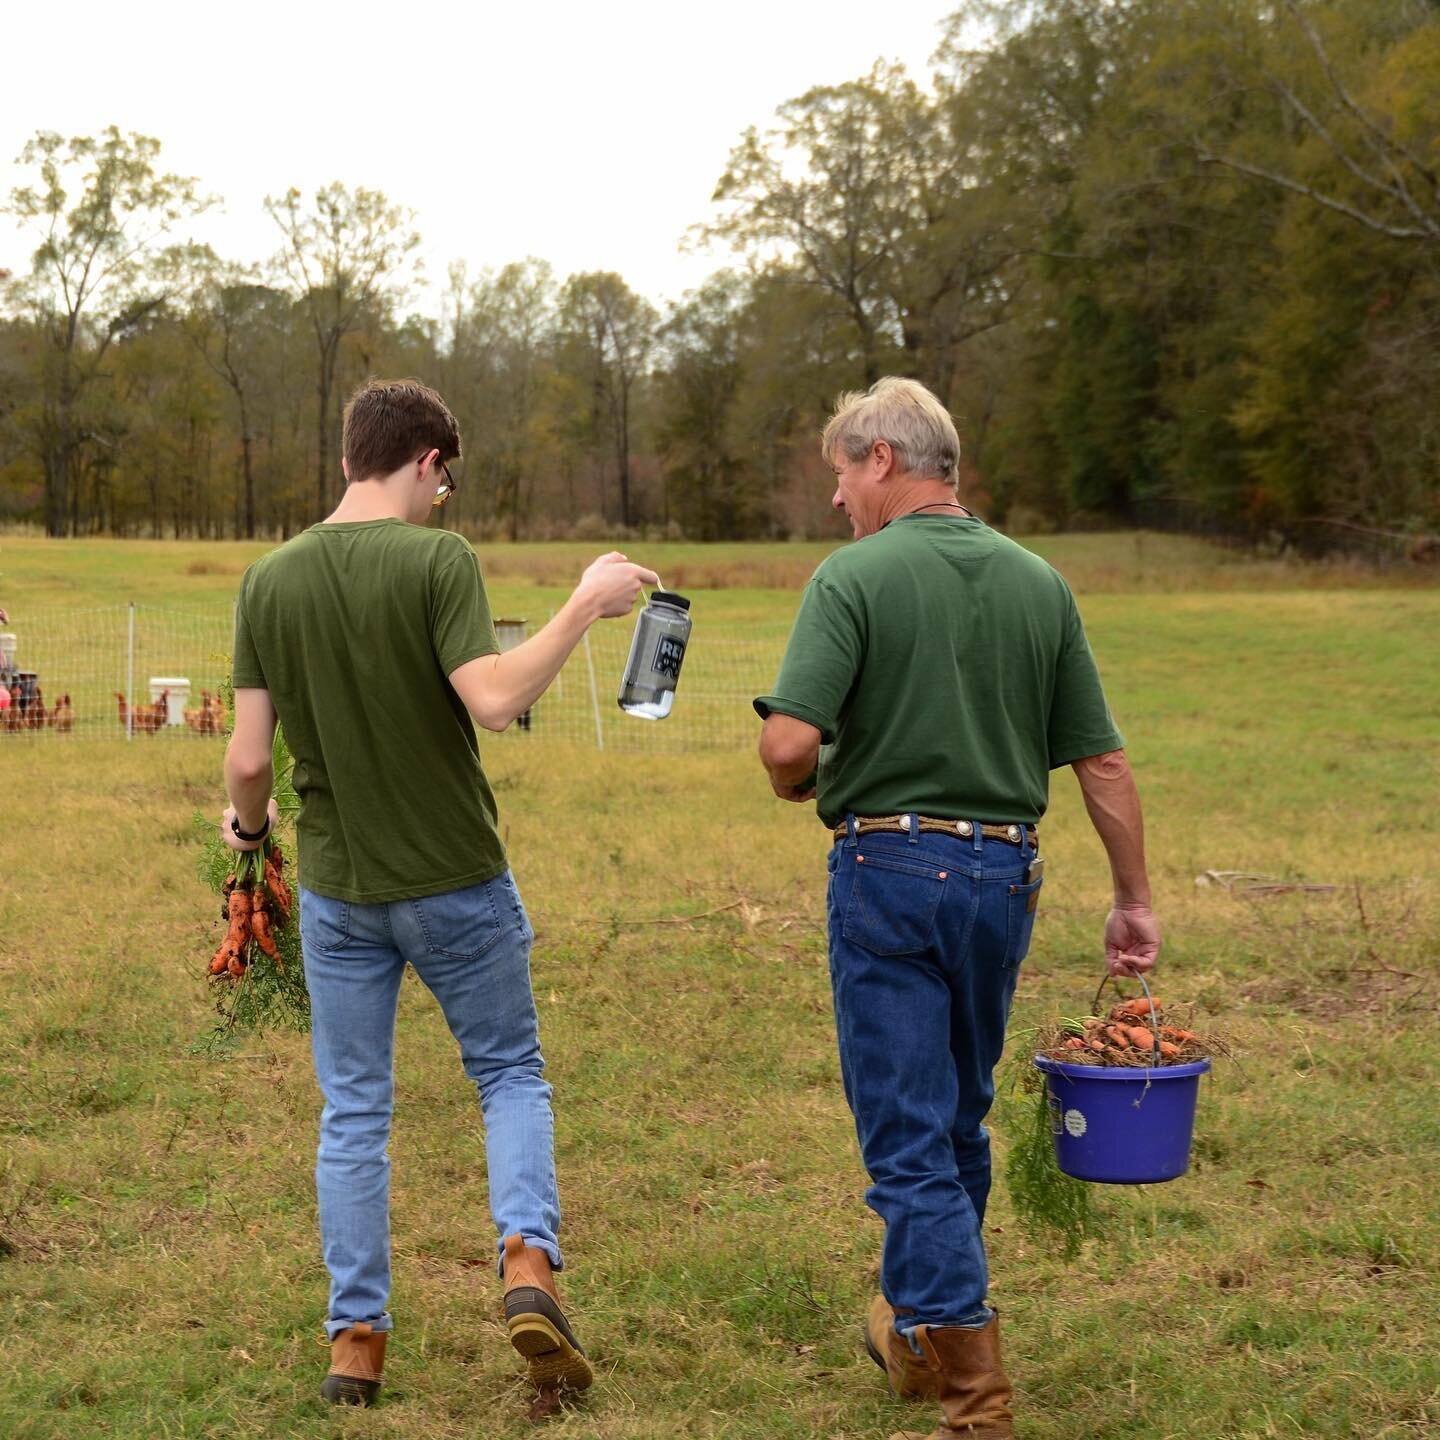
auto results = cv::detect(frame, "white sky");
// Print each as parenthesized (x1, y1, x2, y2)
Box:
(1, 0, 961, 316)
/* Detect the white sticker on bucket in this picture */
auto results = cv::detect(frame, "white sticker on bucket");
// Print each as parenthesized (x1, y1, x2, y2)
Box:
(1063, 1108, 1088, 1138)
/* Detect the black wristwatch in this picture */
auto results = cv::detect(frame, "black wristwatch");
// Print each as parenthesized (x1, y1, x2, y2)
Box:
(231, 813, 271, 843)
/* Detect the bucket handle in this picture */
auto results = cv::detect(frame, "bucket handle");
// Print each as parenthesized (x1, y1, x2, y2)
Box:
(1091, 968, 1162, 1066)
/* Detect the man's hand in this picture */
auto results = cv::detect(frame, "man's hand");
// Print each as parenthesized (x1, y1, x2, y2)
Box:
(574, 552, 661, 621)
(220, 797, 279, 853)
(772, 774, 816, 803)
(1104, 902, 1161, 977)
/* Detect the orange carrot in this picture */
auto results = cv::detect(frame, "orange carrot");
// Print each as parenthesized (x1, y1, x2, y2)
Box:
(1113, 997, 1162, 1020)
(1158, 1040, 1180, 1058)
(1063, 1036, 1086, 1050)
(1088, 1039, 1107, 1053)
(223, 887, 252, 960)
(264, 860, 293, 920)
(250, 904, 279, 959)
(1127, 1025, 1159, 1051)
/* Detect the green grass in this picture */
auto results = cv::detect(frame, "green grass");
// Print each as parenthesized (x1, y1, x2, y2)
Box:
(1, 535, 1437, 1438)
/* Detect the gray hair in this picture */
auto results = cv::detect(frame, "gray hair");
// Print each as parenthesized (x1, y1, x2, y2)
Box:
(821, 377, 961, 486)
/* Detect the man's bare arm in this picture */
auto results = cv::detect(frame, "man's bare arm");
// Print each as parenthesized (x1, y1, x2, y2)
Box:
(449, 552, 658, 731)
(1072, 748, 1161, 976)
(759, 713, 821, 802)
(222, 687, 279, 849)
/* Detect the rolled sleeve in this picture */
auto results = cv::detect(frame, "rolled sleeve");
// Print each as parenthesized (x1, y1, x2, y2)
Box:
(753, 576, 863, 745)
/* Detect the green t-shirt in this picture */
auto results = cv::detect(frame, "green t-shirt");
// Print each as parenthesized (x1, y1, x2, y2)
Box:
(231, 519, 505, 903)
(754, 516, 1124, 828)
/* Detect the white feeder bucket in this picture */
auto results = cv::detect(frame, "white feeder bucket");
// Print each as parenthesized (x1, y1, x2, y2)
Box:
(149, 676, 191, 726)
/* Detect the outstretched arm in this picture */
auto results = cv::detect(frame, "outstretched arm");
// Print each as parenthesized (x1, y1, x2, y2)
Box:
(1071, 748, 1161, 976)
(449, 552, 658, 731)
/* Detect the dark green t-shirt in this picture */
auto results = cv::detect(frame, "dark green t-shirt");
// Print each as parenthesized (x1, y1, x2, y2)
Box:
(231, 519, 504, 903)
(754, 516, 1124, 828)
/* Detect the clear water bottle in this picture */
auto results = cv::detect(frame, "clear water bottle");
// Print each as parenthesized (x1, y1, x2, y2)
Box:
(618, 589, 691, 719)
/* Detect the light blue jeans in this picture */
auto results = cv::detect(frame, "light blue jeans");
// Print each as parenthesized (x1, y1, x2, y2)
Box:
(299, 872, 561, 1339)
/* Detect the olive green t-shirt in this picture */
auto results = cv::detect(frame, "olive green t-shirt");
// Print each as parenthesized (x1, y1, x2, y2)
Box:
(231, 519, 504, 903)
(754, 516, 1124, 828)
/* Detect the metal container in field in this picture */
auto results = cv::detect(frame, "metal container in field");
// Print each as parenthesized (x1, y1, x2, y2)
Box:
(493, 619, 531, 731)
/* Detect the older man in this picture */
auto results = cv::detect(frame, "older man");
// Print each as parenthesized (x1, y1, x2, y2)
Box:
(755, 377, 1159, 1440)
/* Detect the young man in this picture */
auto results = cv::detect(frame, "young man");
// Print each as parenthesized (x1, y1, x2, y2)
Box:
(221, 378, 658, 1406)
(756, 378, 1160, 1440)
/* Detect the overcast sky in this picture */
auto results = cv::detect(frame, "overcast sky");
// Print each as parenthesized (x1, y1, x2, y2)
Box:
(1, 0, 962, 315)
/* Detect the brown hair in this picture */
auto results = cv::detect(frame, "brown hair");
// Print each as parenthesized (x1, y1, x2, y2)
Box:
(342, 379, 461, 483)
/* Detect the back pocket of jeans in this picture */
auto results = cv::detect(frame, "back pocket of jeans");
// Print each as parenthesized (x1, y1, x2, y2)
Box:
(841, 851, 948, 957)
(411, 881, 505, 960)
(299, 893, 352, 952)
(1003, 877, 1043, 969)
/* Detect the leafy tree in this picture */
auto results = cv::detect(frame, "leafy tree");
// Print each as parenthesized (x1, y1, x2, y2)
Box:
(265, 183, 418, 519)
(2, 127, 209, 534)
(555, 272, 657, 528)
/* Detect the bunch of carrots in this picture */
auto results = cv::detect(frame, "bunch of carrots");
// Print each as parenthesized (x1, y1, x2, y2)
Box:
(208, 840, 294, 979)
(1043, 996, 1209, 1067)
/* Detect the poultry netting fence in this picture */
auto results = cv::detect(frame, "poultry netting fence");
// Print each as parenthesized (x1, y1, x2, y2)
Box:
(1, 604, 789, 752)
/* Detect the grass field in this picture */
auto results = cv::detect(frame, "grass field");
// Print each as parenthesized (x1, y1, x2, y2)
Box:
(1, 533, 1438, 1439)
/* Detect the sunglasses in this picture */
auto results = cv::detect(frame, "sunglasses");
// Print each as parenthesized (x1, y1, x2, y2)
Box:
(424, 453, 457, 507)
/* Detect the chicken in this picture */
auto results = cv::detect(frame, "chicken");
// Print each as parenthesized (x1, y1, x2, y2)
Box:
(3, 687, 22, 734)
(49, 694, 74, 733)
(203, 690, 227, 735)
(183, 695, 205, 732)
(26, 686, 46, 730)
(118, 689, 167, 734)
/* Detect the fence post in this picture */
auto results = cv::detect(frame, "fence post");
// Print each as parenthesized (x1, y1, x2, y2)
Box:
(126, 602, 135, 741)
(583, 631, 603, 752)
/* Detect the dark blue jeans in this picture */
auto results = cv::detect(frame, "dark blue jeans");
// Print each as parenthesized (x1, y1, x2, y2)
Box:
(826, 816, 1042, 1331)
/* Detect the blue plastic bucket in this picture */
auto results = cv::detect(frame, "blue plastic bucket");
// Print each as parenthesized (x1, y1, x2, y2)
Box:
(1034, 1055, 1211, 1184)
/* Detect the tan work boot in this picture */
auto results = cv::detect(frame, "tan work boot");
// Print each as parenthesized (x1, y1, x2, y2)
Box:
(319, 1321, 387, 1406)
(889, 1311, 1013, 1440)
(865, 1295, 939, 1399)
(502, 1233, 594, 1392)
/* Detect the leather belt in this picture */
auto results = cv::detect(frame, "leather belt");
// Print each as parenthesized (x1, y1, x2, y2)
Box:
(833, 814, 1038, 847)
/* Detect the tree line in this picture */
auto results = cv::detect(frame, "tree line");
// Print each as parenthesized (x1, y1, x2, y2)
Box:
(3, 0, 1437, 543)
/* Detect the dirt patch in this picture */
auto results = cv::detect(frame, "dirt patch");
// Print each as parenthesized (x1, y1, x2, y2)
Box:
(1239, 967, 1433, 1019)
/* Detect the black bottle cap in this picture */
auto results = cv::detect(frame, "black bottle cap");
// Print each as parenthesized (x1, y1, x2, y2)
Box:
(651, 589, 690, 611)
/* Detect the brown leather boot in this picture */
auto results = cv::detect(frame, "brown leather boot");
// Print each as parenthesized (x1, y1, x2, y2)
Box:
(319, 1321, 387, 1406)
(865, 1295, 939, 1399)
(502, 1233, 594, 1392)
(888, 1312, 1013, 1440)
